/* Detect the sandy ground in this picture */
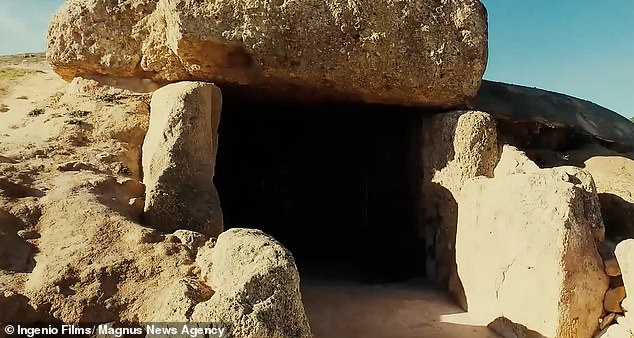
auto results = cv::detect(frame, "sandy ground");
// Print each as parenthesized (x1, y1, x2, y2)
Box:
(302, 279, 498, 338)
(0, 54, 66, 150)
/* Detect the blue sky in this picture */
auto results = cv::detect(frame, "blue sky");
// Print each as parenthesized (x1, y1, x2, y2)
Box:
(482, 1, 634, 119)
(0, 1, 62, 55)
(0, 1, 632, 118)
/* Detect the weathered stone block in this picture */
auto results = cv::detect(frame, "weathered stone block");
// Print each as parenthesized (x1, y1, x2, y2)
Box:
(456, 168, 609, 338)
(143, 81, 223, 236)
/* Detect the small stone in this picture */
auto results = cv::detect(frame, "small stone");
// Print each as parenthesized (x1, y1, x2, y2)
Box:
(33, 149, 48, 159)
(487, 317, 537, 338)
(101, 301, 114, 312)
(604, 287, 626, 313)
(128, 197, 144, 210)
(173, 230, 207, 249)
(606, 258, 622, 277)
(56, 161, 93, 172)
(17, 229, 40, 240)
(600, 313, 618, 331)
(96, 152, 112, 161)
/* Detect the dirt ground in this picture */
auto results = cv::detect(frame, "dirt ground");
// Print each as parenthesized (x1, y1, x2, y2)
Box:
(302, 279, 498, 338)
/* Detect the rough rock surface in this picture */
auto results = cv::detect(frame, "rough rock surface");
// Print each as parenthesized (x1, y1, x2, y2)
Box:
(47, 0, 488, 107)
(21, 174, 200, 324)
(0, 59, 312, 333)
(583, 152, 634, 243)
(470, 80, 634, 151)
(420, 110, 499, 307)
(191, 228, 313, 338)
(487, 317, 545, 338)
(456, 167, 609, 338)
(142, 81, 223, 237)
(616, 240, 634, 313)
(605, 258, 622, 277)
(600, 313, 618, 331)
(523, 144, 634, 245)
(605, 286, 627, 313)
(493, 145, 540, 177)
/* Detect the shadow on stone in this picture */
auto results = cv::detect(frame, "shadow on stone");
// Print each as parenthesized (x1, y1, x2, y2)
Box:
(0, 292, 58, 322)
(599, 192, 634, 242)
(0, 210, 37, 273)
(0, 178, 44, 198)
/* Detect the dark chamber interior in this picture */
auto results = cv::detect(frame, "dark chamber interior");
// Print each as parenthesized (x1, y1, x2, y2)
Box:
(214, 98, 426, 283)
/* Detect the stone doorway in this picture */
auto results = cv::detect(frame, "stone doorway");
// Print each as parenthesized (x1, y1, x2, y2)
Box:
(214, 98, 426, 283)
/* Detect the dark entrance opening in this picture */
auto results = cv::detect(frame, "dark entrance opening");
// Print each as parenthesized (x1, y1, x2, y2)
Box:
(214, 97, 426, 283)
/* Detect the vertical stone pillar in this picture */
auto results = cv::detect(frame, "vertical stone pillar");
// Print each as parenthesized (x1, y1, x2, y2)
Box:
(420, 110, 499, 308)
(142, 81, 223, 237)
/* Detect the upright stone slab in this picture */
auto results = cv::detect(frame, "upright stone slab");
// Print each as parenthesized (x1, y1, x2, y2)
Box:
(420, 110, 499, 307)
(142, 81, 223, 236)
(456, 167, 608, 338)
(616, 239, 634, 313)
